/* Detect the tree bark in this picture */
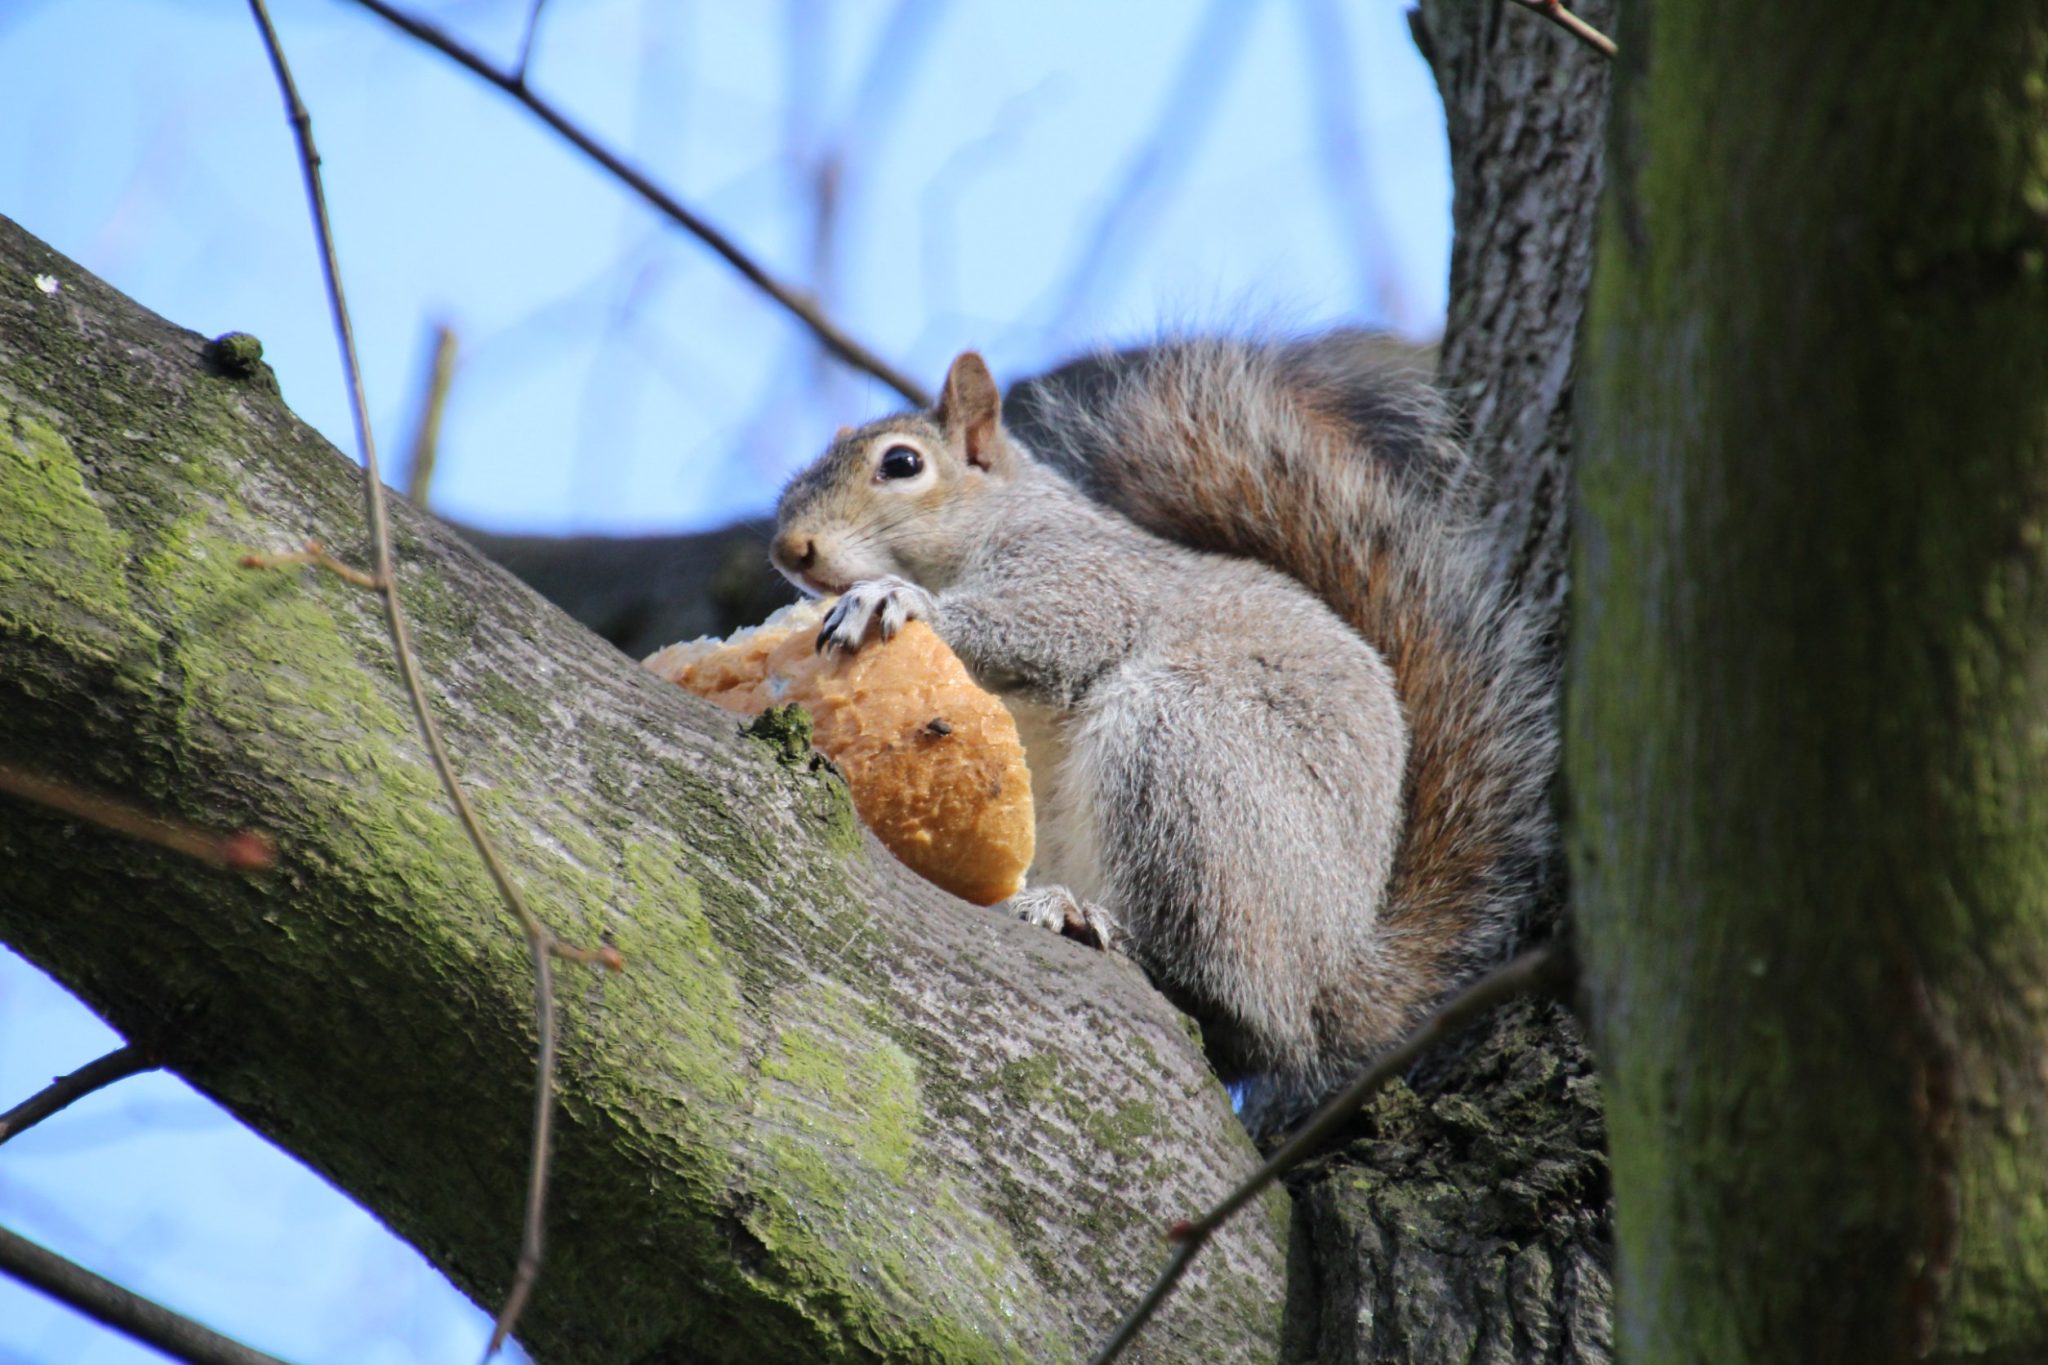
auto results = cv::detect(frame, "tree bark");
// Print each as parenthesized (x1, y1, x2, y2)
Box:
(1424, 0, 1614, 618)
(0, 213, 1287, 1363)
(1573, 4, 2048, 1360)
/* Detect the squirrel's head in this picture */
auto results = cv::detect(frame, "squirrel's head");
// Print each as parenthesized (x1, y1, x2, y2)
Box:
(772, 351, 1024, 596)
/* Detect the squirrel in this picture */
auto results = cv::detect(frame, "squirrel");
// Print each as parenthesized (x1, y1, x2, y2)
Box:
(770, 334, 1556, 1131)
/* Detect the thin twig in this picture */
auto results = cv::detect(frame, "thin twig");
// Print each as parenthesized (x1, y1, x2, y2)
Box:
(0, 1222, 292, 1365)
(0, 765, 275, 872)
(0, 1044, 157, 1146)
(403, 325, 458, 508)
(1296, 0, 1410, 324)
(1505, 0, 1617, 59)
(244, 5, 618, 1354)
(551, 940, 623, 970)
(487, 941, 555, 1348)
(344, 0, 931, 407)
(1042, 0, 1254, 339)
(512, 0, 549, 86)
(1087, 944, 1568, 1365)
(239, 540, 382, 590)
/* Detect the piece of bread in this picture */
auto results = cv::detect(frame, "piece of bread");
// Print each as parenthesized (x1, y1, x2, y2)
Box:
(644, 600, 1034, 906)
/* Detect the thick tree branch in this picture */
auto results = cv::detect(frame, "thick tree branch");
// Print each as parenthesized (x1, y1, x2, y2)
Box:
(0, 214, 1282, 1362)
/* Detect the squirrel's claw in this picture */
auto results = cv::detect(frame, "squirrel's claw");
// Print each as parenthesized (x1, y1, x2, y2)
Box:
(816, 576, 934, 654)
(1007, 885, 1118, 952)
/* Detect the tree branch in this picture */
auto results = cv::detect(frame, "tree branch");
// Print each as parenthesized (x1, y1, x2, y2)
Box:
(342, 0, 931, 408)
(1090, 944, 1572, 1364)
(0, 1044, 157, 1146)
(0, 212, 1282, 1363)
(0, 1224, 291, 1365)
(1505, 0, 1617, 59)
(402, 324, 457, 508)
(512, 0, 549, 85)
(0, 765, 274, 872)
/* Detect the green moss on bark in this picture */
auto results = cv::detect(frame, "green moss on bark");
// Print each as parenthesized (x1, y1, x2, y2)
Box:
(0, 213, 1289, 1365)
(0, 402, 152, 652)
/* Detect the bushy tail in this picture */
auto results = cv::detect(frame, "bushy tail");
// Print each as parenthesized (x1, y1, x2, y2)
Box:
(1008, 334, 1557, 1010)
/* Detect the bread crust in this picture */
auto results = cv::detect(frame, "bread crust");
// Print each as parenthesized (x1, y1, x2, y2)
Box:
(646, 601, 1035, 906)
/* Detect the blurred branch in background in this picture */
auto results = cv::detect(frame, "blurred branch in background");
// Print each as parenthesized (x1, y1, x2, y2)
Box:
(1297, 0, 1409, 326)
(512, 0, 549, 84)
(1039, 0, 1254, 341)
(736, 0, 946, 460)
(402, 323, 458, 508)
(458, 519, 789, 660)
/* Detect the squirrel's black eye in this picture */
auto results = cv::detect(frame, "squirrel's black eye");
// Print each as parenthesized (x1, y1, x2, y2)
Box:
(877, 445, 924, 480)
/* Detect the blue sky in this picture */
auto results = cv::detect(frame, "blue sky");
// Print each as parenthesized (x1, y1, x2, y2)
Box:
(0, 1, 1450, 1358)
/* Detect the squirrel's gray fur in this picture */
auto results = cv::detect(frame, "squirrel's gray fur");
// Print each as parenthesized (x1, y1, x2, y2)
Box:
(772, 334, 1557, 1131)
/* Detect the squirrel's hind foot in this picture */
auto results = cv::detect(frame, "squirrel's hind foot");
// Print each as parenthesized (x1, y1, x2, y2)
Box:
(1006, 885, 1118, 952)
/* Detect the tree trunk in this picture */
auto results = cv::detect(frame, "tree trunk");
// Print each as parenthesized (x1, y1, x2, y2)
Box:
(1572, 5, 2048, 1360)
(0, 213, 1287, 1363)
(1426, 0, 1614, 615)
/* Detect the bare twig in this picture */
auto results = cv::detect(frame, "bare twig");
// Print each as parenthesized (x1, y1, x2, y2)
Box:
(239, 540, 382, 590)
(1041, 0, 1254, 339)
(0, 1044, 157, 1146)
(0, 1223, 291, 1365)
(0, 765, 275, 872)
(512, 0, 549, 85)
(403, 325, 458, 508)
(490, 940, 554, 1349)
(914, 81, 1058, 326)
(551, 940, 624, 970)
(1296, 0, 1410, 325)
(245, 5, 619, 1354)
(1505, 0, 1617, 59)
(343, 0, 931, 407)
(1087, 944, 1569, 1365)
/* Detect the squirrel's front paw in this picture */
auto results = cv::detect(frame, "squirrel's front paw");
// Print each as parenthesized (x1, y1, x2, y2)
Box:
(1006, 886, 1118, 952)
(816, 576, 935, 654)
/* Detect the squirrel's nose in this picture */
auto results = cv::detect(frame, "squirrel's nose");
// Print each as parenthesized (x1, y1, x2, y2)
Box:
(773, 531, 817, 573)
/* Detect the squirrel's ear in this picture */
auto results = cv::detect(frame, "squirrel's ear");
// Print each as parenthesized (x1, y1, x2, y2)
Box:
(938, 351, 1003, 470)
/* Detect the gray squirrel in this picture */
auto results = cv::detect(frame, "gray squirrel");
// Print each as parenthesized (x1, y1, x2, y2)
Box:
(771, 335, 1555, 1130)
